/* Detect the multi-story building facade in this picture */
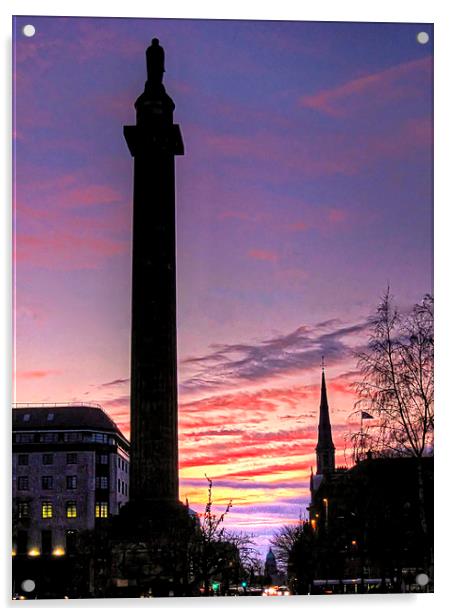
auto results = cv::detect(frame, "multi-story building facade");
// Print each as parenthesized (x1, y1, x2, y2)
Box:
(12, 404, 129, 559)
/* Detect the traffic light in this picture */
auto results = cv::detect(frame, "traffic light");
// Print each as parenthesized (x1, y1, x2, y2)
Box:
(212, 582, 220, 592)
(241, 581, 248, 588)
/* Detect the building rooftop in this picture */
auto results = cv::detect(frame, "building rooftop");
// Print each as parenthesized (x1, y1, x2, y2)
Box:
(12, 404, 123, 435)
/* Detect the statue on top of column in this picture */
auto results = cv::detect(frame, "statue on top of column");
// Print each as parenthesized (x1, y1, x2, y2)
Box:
(146, 38, 165, 89)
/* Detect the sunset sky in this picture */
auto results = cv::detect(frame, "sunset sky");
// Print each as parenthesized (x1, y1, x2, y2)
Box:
(13, 16, 433, 555)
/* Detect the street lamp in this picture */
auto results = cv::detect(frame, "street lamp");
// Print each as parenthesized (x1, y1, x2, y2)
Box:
(323, 498, 329, 532)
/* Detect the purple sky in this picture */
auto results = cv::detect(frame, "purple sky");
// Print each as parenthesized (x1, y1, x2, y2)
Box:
(13, 16, 433, 557)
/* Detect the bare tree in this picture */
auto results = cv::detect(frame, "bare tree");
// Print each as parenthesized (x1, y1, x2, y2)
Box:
(193, 477, 261, 593)
(194, 475, 233, 594)
(270, 523, 303, 572)
(350, 289, 433, 568)
(352, 289, 433, 460)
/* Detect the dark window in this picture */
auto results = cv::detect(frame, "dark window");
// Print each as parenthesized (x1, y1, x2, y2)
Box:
(18, 501, 30, 518)
(95, 476, 108, 489)
(117, 457, 120, 468)
(18, 454, 28, 466)
(64, 432, 82, 442)
(118, 479, 121, 493)
(17, 476, 29, 490)
(121, 480, 125, 494)
(66, 453, 77, 464)
(15, 433, 34, 443)
(97, 453, 108, 465)
(41, 530, 52, 555)
(65, 530, 77, 554)
(42, 453, 53, 465)
(66, 501, 77, 518)
(42, 476, 53, 490)
(66, 476, 77, 489)
(40, 432, 58, 443)
(17, 530, 28, 554)
(125, 484, 128, 497)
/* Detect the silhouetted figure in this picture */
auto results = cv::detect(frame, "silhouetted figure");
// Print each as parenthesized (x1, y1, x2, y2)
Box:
(146, 38, 165, 89)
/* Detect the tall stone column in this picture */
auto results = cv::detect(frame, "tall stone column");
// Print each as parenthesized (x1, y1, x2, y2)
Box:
(124, 39, 184, 506)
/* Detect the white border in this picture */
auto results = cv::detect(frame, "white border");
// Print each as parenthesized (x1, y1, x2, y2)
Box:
(2, 1, 451, 614)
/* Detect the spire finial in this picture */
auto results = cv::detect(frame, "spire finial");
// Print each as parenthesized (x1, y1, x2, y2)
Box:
(315, 357, 335, 476)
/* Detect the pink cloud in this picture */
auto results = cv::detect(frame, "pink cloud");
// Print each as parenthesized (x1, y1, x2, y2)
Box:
(195, 113, 429, 181)
(15, 231, 128, 270)
(17, 369, 61, 379)
(218, 210, 256, 222)
(371, 116, 432, 157)
(274, 267, 309, 286)
(284, 221, 309, 232)
(248, 248, 279, 262)
(60, 184, 122, 208)
(327, 208, 347, 224)
(300, 56, 432, 117)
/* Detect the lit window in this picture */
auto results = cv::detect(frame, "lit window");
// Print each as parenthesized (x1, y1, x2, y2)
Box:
(18, 502, 30, 518)
(66, 501, 77, 518)
(42, 453, 53, 465)
(95, 502, 108, 518)
(42, 476, 53, 490)
(17, 476, 29, 490)
(47, 413, 55, 421)
(66, 476, 77, 489)
(23, 413, 30, 422)
(42, 501, 53, 518)
(66, 453, 77, 464)
(18, 454, 29, 466)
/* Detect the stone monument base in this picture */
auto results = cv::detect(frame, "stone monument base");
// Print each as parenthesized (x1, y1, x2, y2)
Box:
(93, 500, 200, 597)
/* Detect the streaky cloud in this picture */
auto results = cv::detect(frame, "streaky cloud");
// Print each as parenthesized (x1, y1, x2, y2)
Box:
(180, 318, 369, 394)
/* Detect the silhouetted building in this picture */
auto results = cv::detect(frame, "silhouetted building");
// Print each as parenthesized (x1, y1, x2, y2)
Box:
(264, 548, 279, 583)
(306, 455, 433, 593)
(294, 366, 434, 594)
(310, 365, 336, 496)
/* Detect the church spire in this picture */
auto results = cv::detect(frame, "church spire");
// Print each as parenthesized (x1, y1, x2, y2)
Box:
(315, 359, 335, 475)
